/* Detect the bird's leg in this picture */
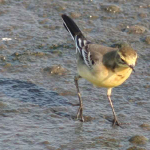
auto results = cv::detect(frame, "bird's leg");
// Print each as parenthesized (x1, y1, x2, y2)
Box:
(107, 88, 120, 126)
(74, 75, 84, 122)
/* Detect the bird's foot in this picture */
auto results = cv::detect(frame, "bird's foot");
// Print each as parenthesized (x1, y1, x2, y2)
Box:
(112, 117, 121, 126)
(77, 106, 84, 122)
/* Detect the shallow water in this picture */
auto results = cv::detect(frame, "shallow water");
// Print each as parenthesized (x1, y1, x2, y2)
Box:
(0, 0, 150, 150)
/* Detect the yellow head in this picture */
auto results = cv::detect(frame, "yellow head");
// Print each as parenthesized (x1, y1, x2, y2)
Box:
(115, 44, 137, 71)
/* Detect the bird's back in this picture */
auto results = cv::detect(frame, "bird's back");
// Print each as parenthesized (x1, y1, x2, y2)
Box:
(85, 44, 118, 63)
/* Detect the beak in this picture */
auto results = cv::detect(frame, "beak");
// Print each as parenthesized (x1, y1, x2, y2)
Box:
(129, 65, 135, 72)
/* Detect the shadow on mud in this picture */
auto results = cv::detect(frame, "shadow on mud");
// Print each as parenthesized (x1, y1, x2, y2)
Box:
(0, 78, 69, 107)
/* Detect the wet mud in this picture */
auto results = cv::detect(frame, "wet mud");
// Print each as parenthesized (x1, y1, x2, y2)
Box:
(0, 0, 150, 150)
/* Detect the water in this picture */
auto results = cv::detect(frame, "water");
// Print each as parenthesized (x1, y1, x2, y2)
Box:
(0, 0, 150, 149)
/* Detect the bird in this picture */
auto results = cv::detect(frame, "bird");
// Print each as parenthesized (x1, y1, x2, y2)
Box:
(61, 14, 137, 126)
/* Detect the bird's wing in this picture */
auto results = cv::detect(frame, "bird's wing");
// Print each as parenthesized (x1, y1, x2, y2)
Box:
(78, 42, 118, 68)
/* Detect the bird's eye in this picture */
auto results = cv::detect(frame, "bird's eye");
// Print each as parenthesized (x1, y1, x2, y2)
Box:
(120, 58, 126, 64)
(121, 58, 124, 62)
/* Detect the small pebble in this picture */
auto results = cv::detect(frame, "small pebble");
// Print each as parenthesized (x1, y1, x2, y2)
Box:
(70, 12, 81, 18)
(83, 116, 95, 122)
(39, 19, 49, 24)
(0, 44, 7, 50)
(101, 4, 121, 13)
(127, 25, 146, 34)
(4, 63, 11, 68)
(43, 65, 67, 75)
(14, 52, 19, 56)
(89, 15, 99, 19)
(140, 123, 150, 130)
(56, 5, 66, 11)
(39, 141, 50, 145)
(145, 36, 150, 44)
(138, 13, 147, 18)
(35, 52, 44, 57)
(1, 56, 6, 61)
(127, 146, 146, 150)
(0, 102, 7, 108)
(129, 135, 148, 145)
(0, 0, 5, 4)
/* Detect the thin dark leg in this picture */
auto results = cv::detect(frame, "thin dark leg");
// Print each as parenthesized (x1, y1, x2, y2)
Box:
(107, 88, 120, 126)
(74, 75, 84, 122)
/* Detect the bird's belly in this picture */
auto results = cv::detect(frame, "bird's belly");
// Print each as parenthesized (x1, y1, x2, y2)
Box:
(78, 65, 132, 88)
(96, 70, 132, 88)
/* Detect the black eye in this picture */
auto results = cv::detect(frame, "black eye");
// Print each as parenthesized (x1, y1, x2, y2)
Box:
(120, 58, 126, 64)
(121, 58, 124, 62)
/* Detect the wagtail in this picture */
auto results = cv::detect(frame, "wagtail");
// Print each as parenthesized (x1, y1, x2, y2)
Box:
(61, 14, 137, 126)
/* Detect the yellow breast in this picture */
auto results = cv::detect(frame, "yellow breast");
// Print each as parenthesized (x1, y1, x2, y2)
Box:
(78, 63, 132, 88)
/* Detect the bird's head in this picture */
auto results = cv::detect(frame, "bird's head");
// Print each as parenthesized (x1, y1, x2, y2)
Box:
(115, 44, 137, 71)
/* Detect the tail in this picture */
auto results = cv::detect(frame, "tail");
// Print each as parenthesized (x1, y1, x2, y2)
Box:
(61, 14, 85, 40)
(61, 14, 93, 67)
(61, 14, 91, 54)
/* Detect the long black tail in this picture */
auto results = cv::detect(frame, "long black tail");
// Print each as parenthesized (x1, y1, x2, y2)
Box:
(61, 14, 85, 40)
